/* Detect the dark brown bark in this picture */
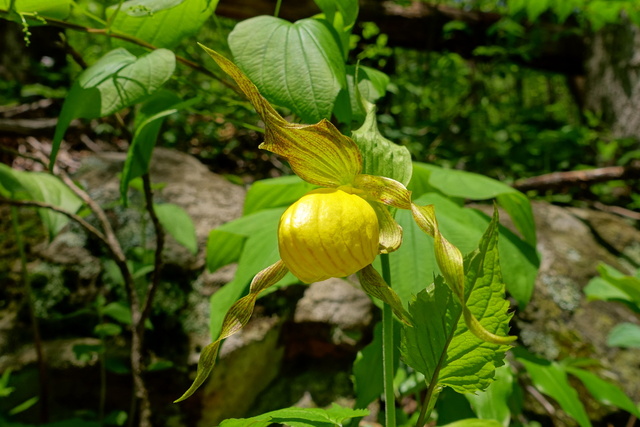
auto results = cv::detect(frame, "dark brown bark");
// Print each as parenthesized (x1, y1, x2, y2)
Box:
(216, 0, 586, 75)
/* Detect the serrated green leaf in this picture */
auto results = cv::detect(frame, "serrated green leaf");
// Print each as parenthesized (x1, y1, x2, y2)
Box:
(607, 322, 640, 349)
(219, 404, 369, 427)
(466, 364, 514, 426)
(401, 209, 512, 393)
(228, 16, 346, 123)
(440, 419, 503, 427)
(351, 101, 412, 186)
(0, 164, 83, 238)
(154, 203, 198, 254)
(565, 366, 640, 417)
(107, 0, 217, 53)
(243, 175, 317, 216)
(515, 350, 592, 427)
(51, 48, 175, 165)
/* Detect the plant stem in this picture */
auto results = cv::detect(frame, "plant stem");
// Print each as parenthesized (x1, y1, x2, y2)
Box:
(274, 0, 283, 18)
(10, 206, 49, 424)
(381, 253, 396, 427)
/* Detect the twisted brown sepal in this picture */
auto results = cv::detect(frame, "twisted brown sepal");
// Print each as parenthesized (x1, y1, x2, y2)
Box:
(174, 260, 288, 402)
(358, 264, 412, 326)
(199, 44, 362, 188)
(411, 203, 516, 345)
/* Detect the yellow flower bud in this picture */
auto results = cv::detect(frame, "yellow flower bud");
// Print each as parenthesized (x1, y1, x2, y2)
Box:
(278, 188, 380, 283)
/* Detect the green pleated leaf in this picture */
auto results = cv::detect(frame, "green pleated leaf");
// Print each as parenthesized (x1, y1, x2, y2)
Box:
(515, 351, 592, 427)
(228, 15, 346, 124)
(154, 203, 197, 254)
(107, 0, 217, 53)
(607, 322, 640, 349)
(565, 366, 640, 418)
(51, 48, 175, 165)
(219, 403, 368, 427)
(401, 209, 513, 393)
(0, 165, 83, 238)
(243, 175, 317, 216)
(410, 162, 536, 247)
(351, 101, 412, 186)
(465, 363, 514, 426)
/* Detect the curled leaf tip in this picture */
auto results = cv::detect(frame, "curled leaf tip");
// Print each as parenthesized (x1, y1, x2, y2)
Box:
(464, 308, 517, 345)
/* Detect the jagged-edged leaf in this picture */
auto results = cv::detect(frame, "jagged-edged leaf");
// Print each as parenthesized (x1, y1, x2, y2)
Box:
(565, 366, 640, 417)
(351, 101, 412, 186)
(401, 209, 513, 393)
(219, 404, 368, 427)
(607, 322, 640, 349)
(120, 91, 196, 204)
(514, 350, 591, 427)
(243, 175, 317, 216)
(154, 203, 197, 254)
(107, 0, 217, 52)
(228, 16, 345, 123)
(389, 193, 537, 309)
(410, 162, 536, 247)
(466, 363, 514, 426)
(440, 420, 503, 427)
(0, 0, 71, 20)
(0, 164, 82, 238)
(51, 48, 175, 165)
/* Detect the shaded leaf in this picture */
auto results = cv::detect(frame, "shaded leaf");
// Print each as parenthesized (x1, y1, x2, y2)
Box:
(219, 403, 368, 427)
(466, 363, 514, 426)
(154, 203, 198, 254)
(1, 0, 71, 20)
(607, 322, 640, 349)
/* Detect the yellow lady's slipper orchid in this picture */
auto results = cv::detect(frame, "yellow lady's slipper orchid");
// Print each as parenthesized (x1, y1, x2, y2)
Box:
(175, 45, 517, 404)
(278, 188, 379, 283)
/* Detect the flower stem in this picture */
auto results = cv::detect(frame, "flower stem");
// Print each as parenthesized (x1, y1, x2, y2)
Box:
(381, 253, 396, 427)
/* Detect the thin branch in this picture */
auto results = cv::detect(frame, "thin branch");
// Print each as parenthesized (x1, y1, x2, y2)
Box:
(513, 162, 640, 192)
(0, 8, 239, 94)
(139, 173, 164, 327)
(1, 198, 108, 244)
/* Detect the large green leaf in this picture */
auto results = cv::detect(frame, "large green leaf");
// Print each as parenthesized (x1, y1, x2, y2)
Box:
(0, 0, 71, 20)
(515, 350, 591, 427)
(565, 366, 640, 418)
(465, 364, 514, 426)
(243, 175, 317, 216)
(409, 162, 537, 247)
(0, 165, 83, 238)
(334, 65, 389, 124)
(228, 15, 346, 123)
(313, 0, 359, 57)
(154, 203, 198, 254)
(107, 0, 217, 52)
(219, 404, 368, 427)
(389, 193, 538, 308)
(351, 101, 412, 186)
(401, 210, 512, 394)
(51, 48, 176, 165)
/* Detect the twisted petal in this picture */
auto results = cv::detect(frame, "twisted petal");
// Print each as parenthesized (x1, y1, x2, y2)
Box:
(411, 203, 514, 345)
(358, 264, 412, 325)
(371, 202, 403, 254)
(200, 44, 362, 187)
(353, 174, 412, 209)
(174, 260, 288, 402)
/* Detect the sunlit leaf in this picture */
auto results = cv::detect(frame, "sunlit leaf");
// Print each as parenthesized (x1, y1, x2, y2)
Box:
(228, 15, 345, 123)
(0, 0, 71, 20)
(219, 403, 368, 427)
(607, 322, 640, 349)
